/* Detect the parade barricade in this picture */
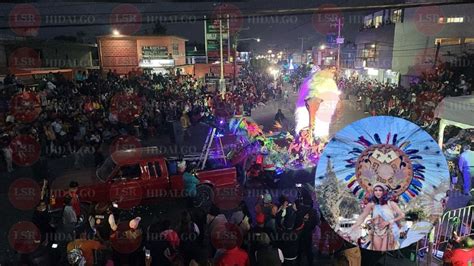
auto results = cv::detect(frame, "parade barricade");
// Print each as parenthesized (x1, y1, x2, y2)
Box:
(417, 205, 474, 262)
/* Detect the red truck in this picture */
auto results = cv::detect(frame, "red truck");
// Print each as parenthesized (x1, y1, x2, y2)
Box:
(49, 146, 238, 213)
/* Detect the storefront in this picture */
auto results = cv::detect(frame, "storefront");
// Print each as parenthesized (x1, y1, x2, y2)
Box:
(97, 35, 187, 75)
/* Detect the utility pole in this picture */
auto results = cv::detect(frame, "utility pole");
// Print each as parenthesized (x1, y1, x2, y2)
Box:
(204, 16, 208, 64)
(298, 37, 307, 64)
(337, 17, 342, 71)
(300, 37, 304, 54)
(219, 18, 225, 97)
(433, 41, 441, 69)
(233, 35, 238, 86)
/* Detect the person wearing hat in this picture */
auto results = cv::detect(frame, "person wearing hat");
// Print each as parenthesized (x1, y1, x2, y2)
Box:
(255, 193, 278, 231)
(349, 183, 405, 251)
(459, 141, 474, 196)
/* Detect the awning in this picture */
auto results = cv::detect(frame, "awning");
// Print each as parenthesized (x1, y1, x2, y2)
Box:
(434, 96, 474, 147)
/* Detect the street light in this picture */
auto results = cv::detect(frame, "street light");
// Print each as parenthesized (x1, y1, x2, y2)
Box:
(320, 44, 326, 50)
(267, 49, 272, 54)
(112, 29, 120, 36)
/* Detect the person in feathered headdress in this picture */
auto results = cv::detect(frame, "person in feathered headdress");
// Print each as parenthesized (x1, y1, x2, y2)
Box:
(348, 183, 405, 251)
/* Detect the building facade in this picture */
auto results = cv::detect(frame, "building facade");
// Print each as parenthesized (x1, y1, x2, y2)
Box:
(354, 8, 403, 84)
(97, 35, 187, 75)
(1, 37, 97, 74)
(392, 3, 474, 86)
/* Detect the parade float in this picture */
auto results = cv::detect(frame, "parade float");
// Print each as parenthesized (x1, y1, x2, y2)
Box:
(222, 68, 341, 187)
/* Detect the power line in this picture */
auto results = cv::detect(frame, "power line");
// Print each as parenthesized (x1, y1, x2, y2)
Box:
(0, 0, 472, 30)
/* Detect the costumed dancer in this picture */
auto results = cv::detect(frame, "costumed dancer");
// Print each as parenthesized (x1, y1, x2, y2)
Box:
(348, 183, 405, 251)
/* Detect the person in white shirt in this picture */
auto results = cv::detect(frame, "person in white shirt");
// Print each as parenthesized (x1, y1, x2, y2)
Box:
(459, 141, 474, 195)
(2, 145, 13, 172)
(63, 196, 78, 230)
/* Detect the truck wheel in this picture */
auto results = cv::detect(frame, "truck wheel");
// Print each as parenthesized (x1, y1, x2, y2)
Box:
(194, 185, 214, 211)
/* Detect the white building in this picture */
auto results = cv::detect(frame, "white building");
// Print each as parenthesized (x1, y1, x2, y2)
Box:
(392, 3, 474, 86)
(354, 8, 403, 84)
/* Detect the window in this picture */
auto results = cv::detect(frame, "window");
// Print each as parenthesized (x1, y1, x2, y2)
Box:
(358, 43, 377, 58)
(439, 17, 464, 24)
(147, 162, 162, 178)
(392, 9, 402, 23)
(464, 38, 474, 44)
(447, 17, 464, 23)
(364, 15, 373, 27)
(172, 43, 179, 55)
(116, 164, 141, 179)
(435, 38, 461, 46)
(374, 15, 383, 28)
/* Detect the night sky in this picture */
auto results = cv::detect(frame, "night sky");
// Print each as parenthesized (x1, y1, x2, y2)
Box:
(0, 0, 448, 53)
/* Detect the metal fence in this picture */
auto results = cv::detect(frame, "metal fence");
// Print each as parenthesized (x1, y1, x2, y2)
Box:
(417, 205, 474, 261)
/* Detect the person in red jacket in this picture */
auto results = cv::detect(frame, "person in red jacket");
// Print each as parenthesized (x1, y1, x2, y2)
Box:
(214, 246, 250, 266)
(451, 237, 474, 266)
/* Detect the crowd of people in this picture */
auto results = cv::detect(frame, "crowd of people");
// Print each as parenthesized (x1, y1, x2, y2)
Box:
(339, 68, 472, 137)
(0, 65, 282, 174)
(27, 175, 321, 266)
(2, 60, 473, 265)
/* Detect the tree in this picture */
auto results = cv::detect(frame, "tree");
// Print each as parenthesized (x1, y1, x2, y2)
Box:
(317, 158, 342, 226)
(153, 21, 167, 35)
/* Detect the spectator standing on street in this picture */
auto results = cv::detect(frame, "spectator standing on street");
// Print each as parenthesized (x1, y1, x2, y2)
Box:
(276, 206, 302, 266)
(66, 181, 81, 218)
(177, 210, 200, 265)
(459, 141, 474, 195)
(206, 205, 228, 258)
(254, 233, 284, 266)
(274, 109, 286, 125)
(180, 111, 191, 137)
(214, 245, 250, 266)
(230, 201, 251, 238)
(181, 163, 200, 208)
(62, 196, 78, 239)
(32, 201, 54, 242)
(88, 203, 117, 241)
(296, 199, 319, 266)
(247, 213, 275, 265)
(66, 232, 106, 266)
(255, 193, 278, 231)
(2, 141, 13, 172)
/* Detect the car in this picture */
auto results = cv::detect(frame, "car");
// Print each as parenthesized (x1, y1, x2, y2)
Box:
(48, 146, 238, 214)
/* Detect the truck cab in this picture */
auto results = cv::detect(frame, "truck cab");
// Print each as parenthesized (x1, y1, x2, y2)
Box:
(50, 146, 237, 211)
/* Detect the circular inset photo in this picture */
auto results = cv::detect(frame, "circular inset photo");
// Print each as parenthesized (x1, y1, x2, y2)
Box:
(315, 116, 449, 251)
